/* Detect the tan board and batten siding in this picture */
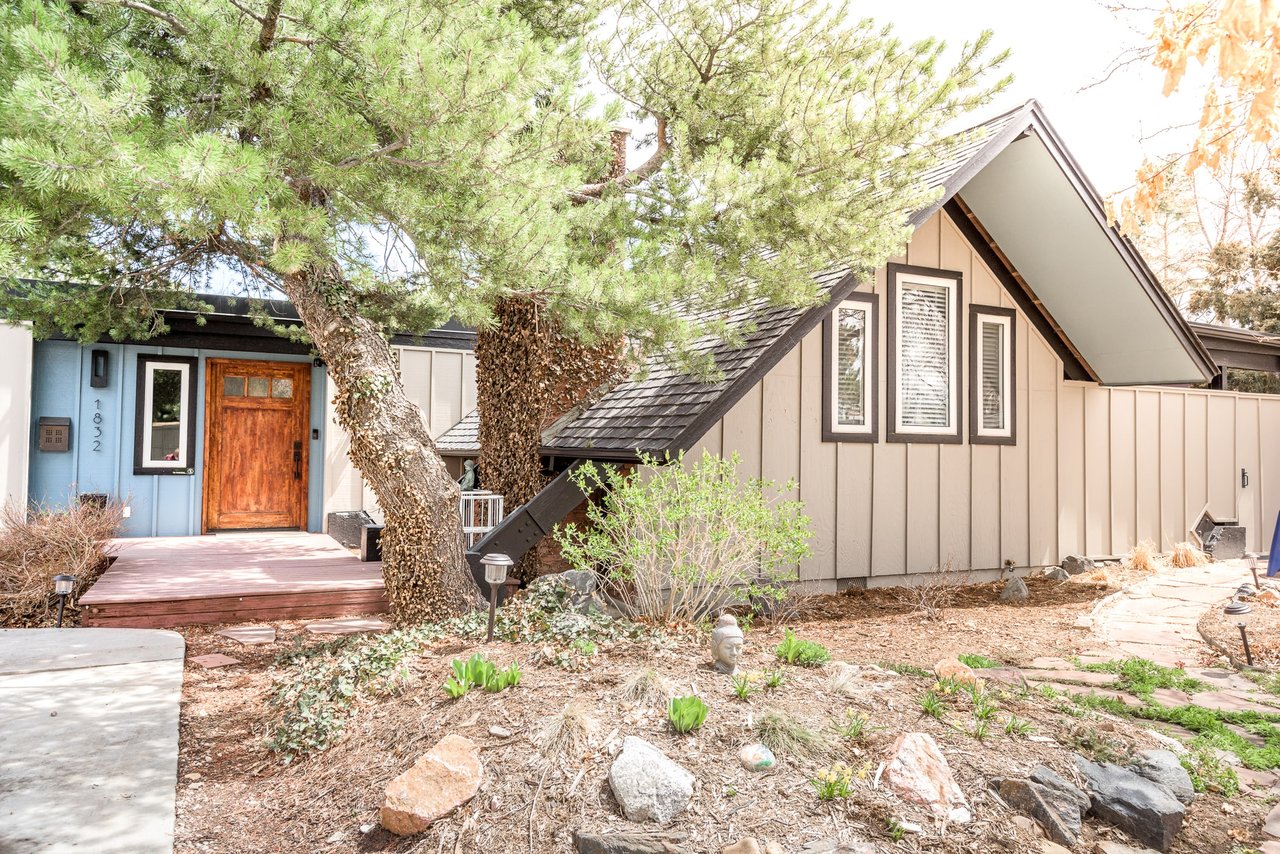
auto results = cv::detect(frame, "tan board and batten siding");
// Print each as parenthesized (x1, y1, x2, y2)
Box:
(692, 210, 1280, 588)
(322, 346, 477, 521)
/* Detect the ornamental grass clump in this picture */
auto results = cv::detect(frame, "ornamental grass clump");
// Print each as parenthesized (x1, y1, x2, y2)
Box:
(0, 499, 123, 627)
(555, 451, 812, 623)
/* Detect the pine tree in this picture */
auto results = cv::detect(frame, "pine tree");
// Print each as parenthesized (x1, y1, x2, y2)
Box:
(0, 0, 1007, 620)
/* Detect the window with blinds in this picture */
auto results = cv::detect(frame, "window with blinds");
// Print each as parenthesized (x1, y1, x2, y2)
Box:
(895, 276, 957, 435)
(824, 294, 877, 441)
(971, 308, 1014, 442)
(835, 304, 867, 427)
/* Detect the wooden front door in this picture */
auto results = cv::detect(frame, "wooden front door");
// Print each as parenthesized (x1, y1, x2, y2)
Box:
(203, 359, 311, 532)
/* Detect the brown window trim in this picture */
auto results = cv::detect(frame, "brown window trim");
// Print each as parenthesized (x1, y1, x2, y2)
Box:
(969, 305, 1017, 446)
(821, 291, 879, 443)
(886, 263, 964, 445)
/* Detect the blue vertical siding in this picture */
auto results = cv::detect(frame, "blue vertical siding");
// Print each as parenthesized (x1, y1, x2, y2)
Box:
(28, 341, 327, 536)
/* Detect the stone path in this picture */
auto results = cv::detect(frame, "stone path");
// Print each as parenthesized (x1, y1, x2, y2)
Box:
(1086, 561, 1249, 667)
(994, 560, 1280, 803)
(0, 628, 184, 854)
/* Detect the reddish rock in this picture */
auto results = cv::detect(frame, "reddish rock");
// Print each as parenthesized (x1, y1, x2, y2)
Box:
(882, 732, 970, 822)
(932, 658, 979, 687)
(381, 734, 482, 835)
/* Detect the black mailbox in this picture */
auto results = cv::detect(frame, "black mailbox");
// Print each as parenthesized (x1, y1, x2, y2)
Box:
(37, 417, 72, 452)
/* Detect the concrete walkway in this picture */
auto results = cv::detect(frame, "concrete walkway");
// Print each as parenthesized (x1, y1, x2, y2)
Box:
(0, 628, 184, 854)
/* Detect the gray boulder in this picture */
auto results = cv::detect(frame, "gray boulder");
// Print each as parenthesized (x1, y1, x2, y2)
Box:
(1030, 765, 1091, 813)
(1129, 749, 1196, 805)
(608, 737, 695, 824)
(993, 767, 1088, 847)
(1074, 756, 1185, 852)
(1001, 575, 1029, 602)
(1044, 566, 1071, 581)
(574, 832, 689, 854)
(1061, 555, 1095, 576)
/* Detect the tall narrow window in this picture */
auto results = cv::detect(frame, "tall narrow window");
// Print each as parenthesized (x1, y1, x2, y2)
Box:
(970, 306, 1016, 444)
(888, 264, 962, 443)
(134, 355, 198, 474)
(822, 292, 878, 442)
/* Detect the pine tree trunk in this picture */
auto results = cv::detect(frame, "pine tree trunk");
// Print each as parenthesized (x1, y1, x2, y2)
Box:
(279, 266, 480, 622)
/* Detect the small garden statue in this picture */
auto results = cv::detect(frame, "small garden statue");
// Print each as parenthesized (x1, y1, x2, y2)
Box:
(710, 614, 745, 675)
(457, 459, 478, 491)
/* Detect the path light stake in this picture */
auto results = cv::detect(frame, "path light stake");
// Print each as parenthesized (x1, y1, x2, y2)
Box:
(480, 553, 513, 643)
(1238, 622, 1254, 667)
(1248, 553, 1261, 590)
(53, 575, 75, 628)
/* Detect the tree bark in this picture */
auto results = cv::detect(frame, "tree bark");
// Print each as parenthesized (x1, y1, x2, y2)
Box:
(475, 298, 552, 581)
(476, 298, 626, 580)
(279, 265, 480, 623)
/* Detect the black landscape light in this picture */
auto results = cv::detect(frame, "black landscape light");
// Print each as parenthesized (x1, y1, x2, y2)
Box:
(53, 575, 75, 628)
(1238, 622, 1254, 667)
(1225, 596, 1252, 615)
(480, 553, 513, 643)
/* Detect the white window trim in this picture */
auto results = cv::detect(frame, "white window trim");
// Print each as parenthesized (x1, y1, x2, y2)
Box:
(891, 269, 960, 439)
(139, 360, 192, 469)
(828, 299, 873, 436)
(975, 312, 1013, 439)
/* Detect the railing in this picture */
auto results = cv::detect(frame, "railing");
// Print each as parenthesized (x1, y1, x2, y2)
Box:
(460, 490, 505, 547)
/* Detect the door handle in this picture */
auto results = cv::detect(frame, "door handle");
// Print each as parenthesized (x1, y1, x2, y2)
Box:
(293, 441, 303, 480)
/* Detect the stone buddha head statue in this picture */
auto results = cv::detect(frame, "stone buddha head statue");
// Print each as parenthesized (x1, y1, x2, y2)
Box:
(710, 614, 745, 675)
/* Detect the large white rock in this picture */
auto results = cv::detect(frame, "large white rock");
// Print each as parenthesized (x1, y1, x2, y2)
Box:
(608, 736, 695, 824)
(882, 732, 970, 823)
(380, 734, 482, 835)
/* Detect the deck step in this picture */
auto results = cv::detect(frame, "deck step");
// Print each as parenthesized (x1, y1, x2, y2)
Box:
(82, 589, 388, 628)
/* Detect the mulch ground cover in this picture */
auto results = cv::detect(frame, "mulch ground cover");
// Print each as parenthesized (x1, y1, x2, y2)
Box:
(171, 576, 1269, 854)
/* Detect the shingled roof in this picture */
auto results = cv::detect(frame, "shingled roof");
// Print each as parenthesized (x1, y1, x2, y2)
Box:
(436, 100, 1213, 461)
(434, 106, 1025, 460)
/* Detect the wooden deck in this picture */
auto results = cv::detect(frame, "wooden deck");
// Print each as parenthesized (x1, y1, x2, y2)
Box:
(80, 533, 387, 628)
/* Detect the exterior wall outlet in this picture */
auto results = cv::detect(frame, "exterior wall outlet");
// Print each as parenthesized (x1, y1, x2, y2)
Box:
(122, 505, 132, 519)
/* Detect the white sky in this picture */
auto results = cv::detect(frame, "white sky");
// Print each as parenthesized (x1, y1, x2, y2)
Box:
(854, 0, 1207, 195)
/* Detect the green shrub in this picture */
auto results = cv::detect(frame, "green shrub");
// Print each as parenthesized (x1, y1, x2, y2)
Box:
(774, 629, 830, 667)
(730, 674, 755, 701)
(443, 653, 521, 699)
(554, 452, 812, 623)
(958, 653, 1002, 669)
(668, 695, 709, 733)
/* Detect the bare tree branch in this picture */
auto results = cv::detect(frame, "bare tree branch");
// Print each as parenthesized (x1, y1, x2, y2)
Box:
(80, 0, 188, 35)
(572, 116, 669, 202)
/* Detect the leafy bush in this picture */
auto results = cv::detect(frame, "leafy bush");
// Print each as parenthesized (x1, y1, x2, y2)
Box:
(1, 499, 123, 627)
(774, 629, 829, 667)
(554, 451, 812, 623)
(668, 695, 709, 733)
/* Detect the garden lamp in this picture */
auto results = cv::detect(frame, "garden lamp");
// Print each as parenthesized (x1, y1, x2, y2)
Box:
(480, 553, 513, 643)
(1247, 552, 1260, 590)
(53, 575, 75, 628)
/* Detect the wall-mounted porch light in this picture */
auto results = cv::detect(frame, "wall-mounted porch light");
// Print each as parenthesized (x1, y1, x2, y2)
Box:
(480, 553, 513, 643)
(53, 574, 75, 628)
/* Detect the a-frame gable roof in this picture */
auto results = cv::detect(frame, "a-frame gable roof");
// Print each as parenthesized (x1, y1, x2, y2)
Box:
(436, 100, 1218, 461)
